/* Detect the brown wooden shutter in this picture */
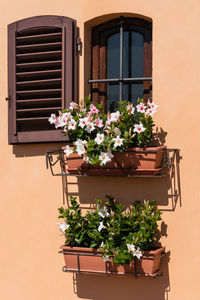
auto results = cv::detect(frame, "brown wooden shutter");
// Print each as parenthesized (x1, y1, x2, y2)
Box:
(8, 16, 77, 144)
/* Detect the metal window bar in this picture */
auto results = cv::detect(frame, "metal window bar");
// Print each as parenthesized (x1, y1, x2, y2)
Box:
(46, 148, 180, 178)
(88, 77, 152, 83)
(59, 250, 166, 278)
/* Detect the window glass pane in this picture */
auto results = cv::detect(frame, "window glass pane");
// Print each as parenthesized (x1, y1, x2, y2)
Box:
(123, 31, 144, 105)
(107, 30, 144, 110)
(122, 83, 144, 106)
(107, 84, 119, 112)
(107, 33, 120, 79)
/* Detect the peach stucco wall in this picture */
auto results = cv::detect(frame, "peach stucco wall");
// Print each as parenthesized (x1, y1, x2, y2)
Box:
(1, 0, 200, 299)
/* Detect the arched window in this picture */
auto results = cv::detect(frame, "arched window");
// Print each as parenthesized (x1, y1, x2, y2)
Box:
(90, 17, 152, 112)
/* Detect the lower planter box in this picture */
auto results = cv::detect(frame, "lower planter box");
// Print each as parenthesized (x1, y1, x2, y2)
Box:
(62, 146, 167, 176)
(60, 246, 165, 277)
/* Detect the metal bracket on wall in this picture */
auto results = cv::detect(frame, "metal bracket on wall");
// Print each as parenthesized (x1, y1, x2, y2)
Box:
(46, 148, 180, 178)
(59, 250, 166, 279)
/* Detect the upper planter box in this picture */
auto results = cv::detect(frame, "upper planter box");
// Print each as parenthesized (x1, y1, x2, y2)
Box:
(62, 145, 167, 176)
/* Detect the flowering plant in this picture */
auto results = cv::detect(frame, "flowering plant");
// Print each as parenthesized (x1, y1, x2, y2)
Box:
(57, 196, 162, 265)
(49, 97, 158, 165)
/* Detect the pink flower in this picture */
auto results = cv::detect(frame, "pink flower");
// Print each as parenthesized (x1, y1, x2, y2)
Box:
(95, 118, 103, 128)
(90, 104, 99, 114)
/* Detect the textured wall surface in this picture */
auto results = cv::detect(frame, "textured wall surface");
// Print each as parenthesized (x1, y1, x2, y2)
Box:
(1, 1, 200, 299)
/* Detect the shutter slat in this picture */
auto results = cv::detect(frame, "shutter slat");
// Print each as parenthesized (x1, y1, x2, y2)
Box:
(17, 98, 61, 103)
(16, 32, 62, 45)
(16, 107, 61, 118)
(16, 78, 62, 90)
(17, 116, 49, 121)
(16, 88, 61, 94)
(16, 89, 62, 100)
(16, 50, 62, 63)
(16, 69, 62, 81)
(16, 42, 62, 53)
(16, 98, 61, 109)
(16, 60, 62, 72)
(17, 107, 61, 113)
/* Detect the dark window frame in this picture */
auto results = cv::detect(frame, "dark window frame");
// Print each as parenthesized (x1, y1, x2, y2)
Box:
(90, 17, 152, 111)
(7, 15, 77, 144)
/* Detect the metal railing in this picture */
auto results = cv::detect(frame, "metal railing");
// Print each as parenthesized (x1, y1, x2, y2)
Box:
(46, 148, 180, 178)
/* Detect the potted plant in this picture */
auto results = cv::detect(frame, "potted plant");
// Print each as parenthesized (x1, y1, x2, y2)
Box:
(57, 195, 165, 277)
(49, 97, 166, 175)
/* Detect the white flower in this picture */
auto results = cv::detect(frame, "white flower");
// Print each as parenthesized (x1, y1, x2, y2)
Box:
(113, 136, 124, 148)
(133, 123, 146, 134)
(83, 155, 90, 163)
(55, 116, 62, 128)
(63, 145, 73, 157)
(79, 117, 88, 129)
(76, 145, 86, 156)
(99, 152, 112, 165)
(127, 244, 136, 253)
(100, 242, 105, 248)
(85, 122, 95, 133)
(68, 119, 77, 130)
(95, 133, 104, 145)
(56, 222, 70, 233)
(103, 255, 111, 262)
(98, 221, 105, 232)
(48, 113, 57, 124)
(113, 127, 121, 136)
(147, 100, 159, 111)
(98, 207, 109, 218)
(134, 248, 143, 259)
(110, 111, 120, 122)
(127, 104, 135, 115)
(145, 108, 156, 117)
(74, 139, 87, 147)
(136, 103, 146, 113)
(131, 107, 135, 114)
(69, 102, 78, 110)
(60, 115, 69, 127)
(127, 244, 142, 259)
(81, 107, 87, 114)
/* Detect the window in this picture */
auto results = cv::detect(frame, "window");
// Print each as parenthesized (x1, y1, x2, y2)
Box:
(7, 15, 77, 144)
(90, 17, 152, 112)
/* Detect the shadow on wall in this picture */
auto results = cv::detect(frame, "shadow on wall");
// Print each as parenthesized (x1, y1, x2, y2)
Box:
(12, 143, 66, 157)
(70, 251, 170, 300)
(63, 148, 181, 211)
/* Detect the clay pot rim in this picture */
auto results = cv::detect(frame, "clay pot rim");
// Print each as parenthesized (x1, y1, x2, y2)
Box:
(61, 145, 167, 151)
(60, 245, 165, 256)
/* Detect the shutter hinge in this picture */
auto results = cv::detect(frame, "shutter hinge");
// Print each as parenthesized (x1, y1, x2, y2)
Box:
(76, 37, 82, 53)
(5, 96, 11, 102)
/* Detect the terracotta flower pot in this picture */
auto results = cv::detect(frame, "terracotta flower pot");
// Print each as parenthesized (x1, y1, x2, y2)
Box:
(60, 246, 165, 277)
(62, 146, 166, 176)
